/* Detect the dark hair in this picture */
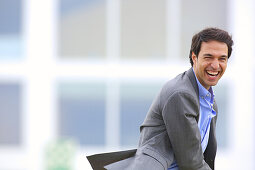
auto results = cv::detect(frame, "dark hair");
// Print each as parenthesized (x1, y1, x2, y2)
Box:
(189, 27, 234, 66)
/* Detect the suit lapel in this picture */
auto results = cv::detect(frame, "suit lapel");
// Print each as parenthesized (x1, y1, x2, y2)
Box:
(203, 118, 217, 170)
(187, 67, 217, 169)
(186, 67, 200, 122)
(186, 68, 199, 100)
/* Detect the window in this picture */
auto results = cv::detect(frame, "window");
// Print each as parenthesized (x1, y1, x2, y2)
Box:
(0, 0, 23, 59)
(121, 0, 167, 59)
(0, 83, 22, 145)
(58, 82, 106, 145)
(214, 82, 229, 148)
(59, 0, 106, 58)
(180, 0, 228, 59)
(120, 82, 162, 146)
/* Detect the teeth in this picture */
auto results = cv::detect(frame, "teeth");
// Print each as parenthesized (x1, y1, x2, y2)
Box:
(207, 71, 218, 76)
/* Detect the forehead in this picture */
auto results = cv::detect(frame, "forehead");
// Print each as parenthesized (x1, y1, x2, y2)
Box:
(200, 40, 228, 55)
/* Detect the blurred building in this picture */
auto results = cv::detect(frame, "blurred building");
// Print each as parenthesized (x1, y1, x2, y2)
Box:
(0, 0, 254, 169)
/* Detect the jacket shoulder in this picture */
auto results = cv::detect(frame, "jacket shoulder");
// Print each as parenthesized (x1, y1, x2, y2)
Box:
(159, 69, 199, 107)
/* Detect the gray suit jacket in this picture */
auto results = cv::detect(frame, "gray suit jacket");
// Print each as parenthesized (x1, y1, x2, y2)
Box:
(87, 68, 217, 170)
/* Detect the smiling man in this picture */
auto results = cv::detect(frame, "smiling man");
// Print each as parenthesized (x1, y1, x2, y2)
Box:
(87, 28, 234, 170)
(191, 38, 229, 90)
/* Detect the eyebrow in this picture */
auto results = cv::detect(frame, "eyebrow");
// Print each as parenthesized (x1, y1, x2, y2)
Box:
(220, 55, 228, 58)
(203, 54, 213, 56)
(203, 53, 228, 58)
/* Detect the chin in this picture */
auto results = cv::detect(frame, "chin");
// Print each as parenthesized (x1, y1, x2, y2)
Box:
(209, 82, 218, 87)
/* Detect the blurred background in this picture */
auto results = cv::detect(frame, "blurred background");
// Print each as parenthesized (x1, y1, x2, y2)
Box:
(0, 0, 254, 169)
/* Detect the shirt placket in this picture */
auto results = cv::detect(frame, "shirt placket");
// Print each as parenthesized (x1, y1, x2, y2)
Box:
(201, 94, 213, 142)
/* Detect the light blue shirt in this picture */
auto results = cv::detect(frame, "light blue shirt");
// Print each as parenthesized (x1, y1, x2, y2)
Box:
(168, 70, 216, 170)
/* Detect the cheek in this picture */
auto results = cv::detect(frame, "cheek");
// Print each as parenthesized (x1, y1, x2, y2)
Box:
(220, 63, 227, 71)
(198, 62, 208, 71)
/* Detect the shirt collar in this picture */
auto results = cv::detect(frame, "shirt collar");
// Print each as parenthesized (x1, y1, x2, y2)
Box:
(192, 69, 214, 103)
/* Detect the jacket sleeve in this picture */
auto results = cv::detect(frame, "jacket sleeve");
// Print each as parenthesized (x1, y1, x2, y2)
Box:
(161, 91, 211, 170)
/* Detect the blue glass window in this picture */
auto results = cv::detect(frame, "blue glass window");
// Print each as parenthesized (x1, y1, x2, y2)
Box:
(58, 82, 106, 145)
(0, 0, 23, 59)
(120, 82, 162, 146)
(0, 83, 21, 145)
(214, 83, 229, 148)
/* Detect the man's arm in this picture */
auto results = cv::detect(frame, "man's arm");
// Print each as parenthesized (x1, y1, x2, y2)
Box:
(162, 91, 211, 170)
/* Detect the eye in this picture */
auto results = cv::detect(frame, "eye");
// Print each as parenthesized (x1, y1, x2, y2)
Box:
(219, 57, 227, 61)
(203, 54, 213, 59)
(204, 56, 212, 60)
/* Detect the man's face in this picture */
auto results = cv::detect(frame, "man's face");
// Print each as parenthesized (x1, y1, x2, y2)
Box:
(192, 40, 228, 90)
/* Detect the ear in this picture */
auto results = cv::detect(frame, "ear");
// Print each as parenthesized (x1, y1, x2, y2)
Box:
(191, 52, 197, 65)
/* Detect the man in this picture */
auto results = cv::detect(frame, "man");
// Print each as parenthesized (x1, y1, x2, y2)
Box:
(87, 27, 233, 170)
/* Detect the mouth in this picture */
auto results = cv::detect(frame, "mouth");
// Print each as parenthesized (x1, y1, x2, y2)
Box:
(206, 70, 219, 77)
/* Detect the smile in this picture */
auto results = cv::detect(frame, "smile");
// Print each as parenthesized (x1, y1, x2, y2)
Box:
(206, 70, 219, 76)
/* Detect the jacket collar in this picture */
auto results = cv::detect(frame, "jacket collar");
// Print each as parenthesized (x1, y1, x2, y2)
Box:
(186, 67, 199, 97)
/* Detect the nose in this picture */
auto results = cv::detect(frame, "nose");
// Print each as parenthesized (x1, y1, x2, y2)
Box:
(211, 59, 220, 70)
